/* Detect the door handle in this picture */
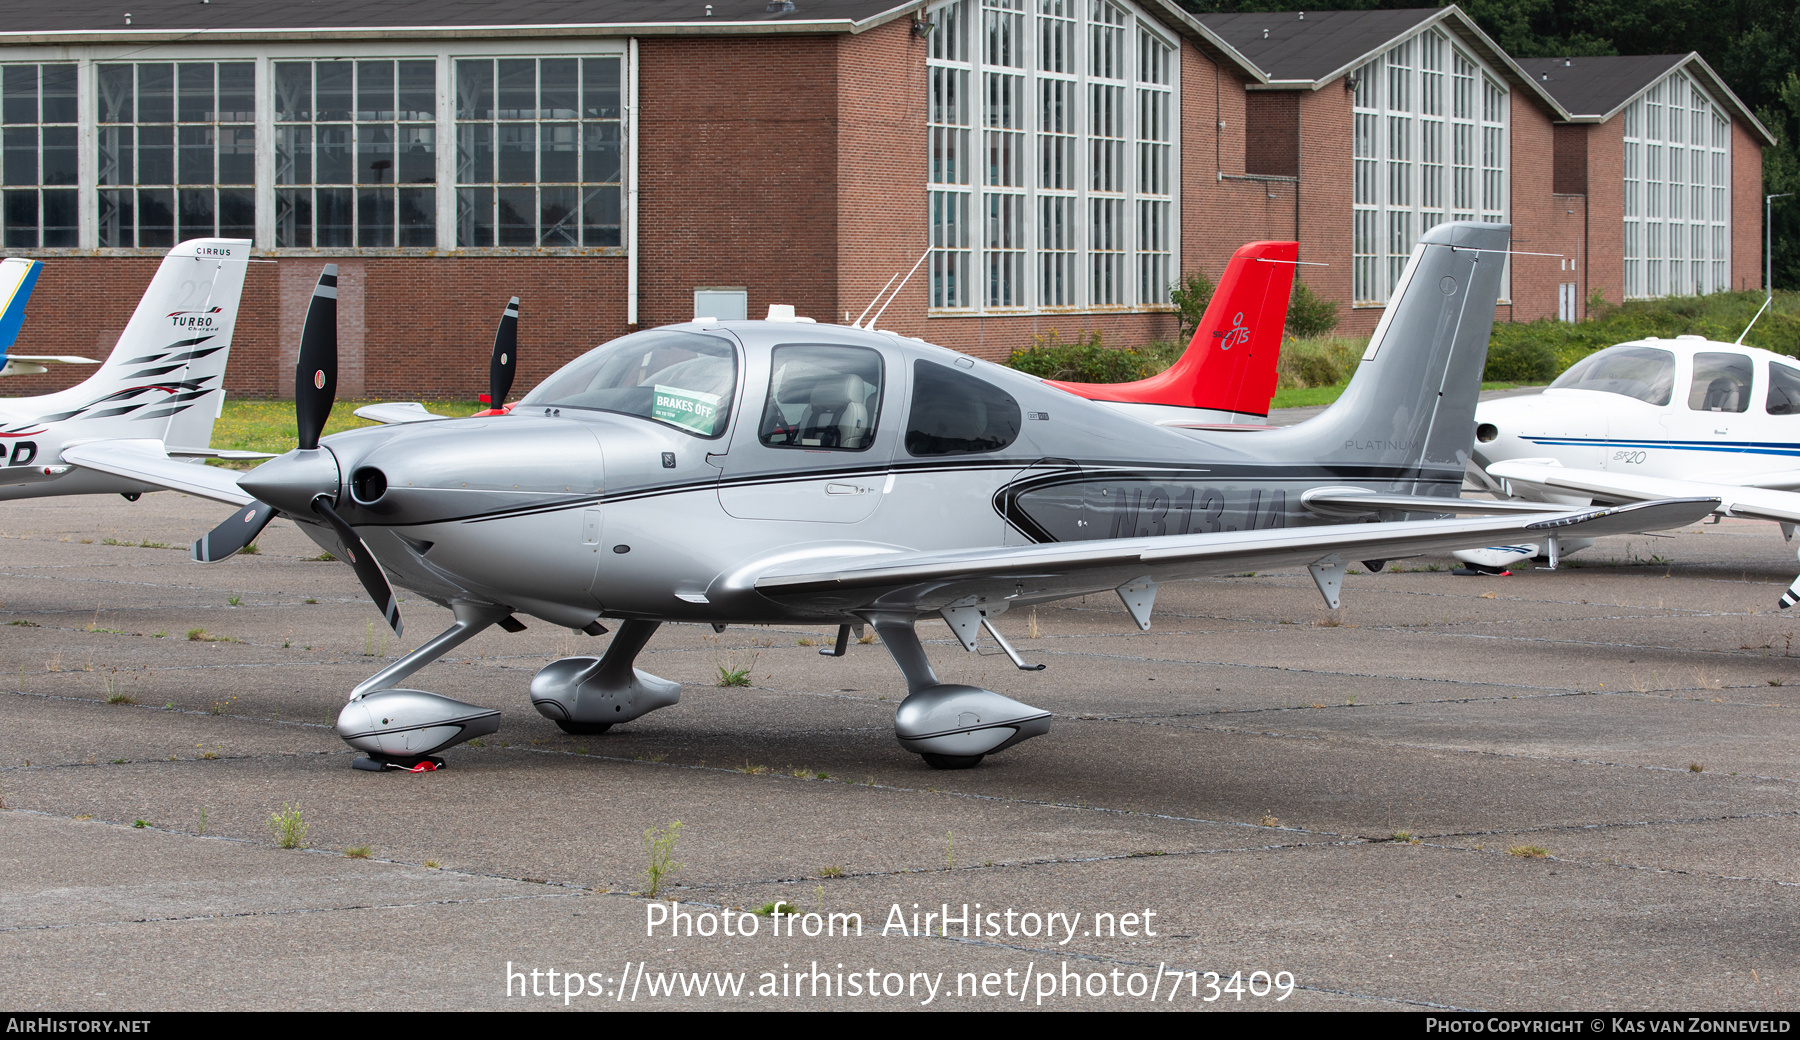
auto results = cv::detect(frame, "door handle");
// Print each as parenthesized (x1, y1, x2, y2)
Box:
(825, 483, 867, 496)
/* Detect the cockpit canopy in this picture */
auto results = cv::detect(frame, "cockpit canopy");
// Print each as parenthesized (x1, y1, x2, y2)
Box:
(518, 329, 738, 438)
(1548, 345, 1675, 406)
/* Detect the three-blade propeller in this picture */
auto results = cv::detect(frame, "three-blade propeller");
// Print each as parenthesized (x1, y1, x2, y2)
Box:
(190, 264, 404, 637)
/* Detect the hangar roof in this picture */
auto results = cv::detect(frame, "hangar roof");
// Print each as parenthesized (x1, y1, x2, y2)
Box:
(1199, 5, 1567, 118)
(0, 0, 1268, 80)
(1515, 53, 1774, 144)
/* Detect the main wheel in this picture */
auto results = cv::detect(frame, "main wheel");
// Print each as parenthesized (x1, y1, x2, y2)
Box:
(554, 720, 613, 735)
(920, 752, 984, 770)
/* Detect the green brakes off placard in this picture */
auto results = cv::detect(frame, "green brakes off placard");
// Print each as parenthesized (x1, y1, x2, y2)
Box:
(652, 384, 723, 435)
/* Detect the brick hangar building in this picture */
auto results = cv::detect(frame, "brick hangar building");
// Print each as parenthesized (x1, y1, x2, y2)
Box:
(0, 0, 1772, 399)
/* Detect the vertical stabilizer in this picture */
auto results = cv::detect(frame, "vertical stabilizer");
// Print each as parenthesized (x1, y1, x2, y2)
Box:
(0, 257, 41, 359)
(1256, 221, 1508, 488)
(1045, 240, 1297, 416)
(28, 238, 250, 448)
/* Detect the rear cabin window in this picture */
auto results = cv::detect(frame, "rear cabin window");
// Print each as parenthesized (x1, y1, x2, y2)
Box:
(758, 345, 884, 451)
(905, 360, 1021, 457)
(1768, 363, 1800, 415)
(1548, 346, 1675, 406)
(1687, 352, 1753, 413)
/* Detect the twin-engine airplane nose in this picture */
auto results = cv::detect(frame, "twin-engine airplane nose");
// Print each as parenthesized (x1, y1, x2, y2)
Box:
(237, 446, 342, 515)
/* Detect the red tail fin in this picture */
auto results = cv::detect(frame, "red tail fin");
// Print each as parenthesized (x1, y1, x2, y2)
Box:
(1045, 240, 1298, 417)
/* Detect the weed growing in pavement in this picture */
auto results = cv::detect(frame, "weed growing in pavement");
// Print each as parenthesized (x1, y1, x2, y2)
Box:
(1507, 845, 1550, 859)
(857, 632, 876, 645)
(345, 845, 372, 859)
(1689, 761, 1706, 773)
(423, 860, 441, 869)
(796, 637, 815, 646)
(1390, 831, 1417, 843)
(736, 761, 769, 775)
(209, 694, 238, 716)
(753, 901, 796, 916)
(226, 595, 242, 607)
(1026, 608, 1041, 639)
(132, 819, 150, 828)
(197, 808, 206, 835)
(1260, 814, 1280, 828)
(819, 865, 845, 878)
(643, 820, 684, 898)
(239, 543, 259, 555)
(268, 803, 308, 849)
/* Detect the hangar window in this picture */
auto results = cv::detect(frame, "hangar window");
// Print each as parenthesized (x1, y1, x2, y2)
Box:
(1351, 29, 1507, 306)
(905, 359, 1021, 456)
(96, 62, 254, 247)
(0, 64, 76, 248)
(1549, 346, 1675, 406)
(1623, 69, 1731, 299)
(455, 57, 622, 249)
(273, 60, 438, 247)
(924, 0, 1177, 315)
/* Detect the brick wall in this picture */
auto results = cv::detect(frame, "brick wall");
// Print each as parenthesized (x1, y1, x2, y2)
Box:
(1295, 81, 1358, 332)
(1584, 120, 1625, 307)
(1552, 123, 1587, 196)
(1245, 92, 1299, 177)
(1732, 120, 1765, 292)
(1506, 91, 1559, 322)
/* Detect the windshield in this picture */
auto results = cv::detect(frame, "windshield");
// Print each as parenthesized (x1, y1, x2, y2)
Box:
(1548, 345, 1675, 406)
(518, 329, 737, 437)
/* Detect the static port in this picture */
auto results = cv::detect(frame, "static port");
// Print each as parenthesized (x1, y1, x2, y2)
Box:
(1476, 423, 1498, 443)
(350, 466, 389, 505)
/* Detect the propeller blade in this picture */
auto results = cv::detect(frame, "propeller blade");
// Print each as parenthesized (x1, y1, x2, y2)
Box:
(294, 265, 338, 450)
(310, 494, 403, 637)
(192, 500, 277, 563)
(489, 297, 519, 408)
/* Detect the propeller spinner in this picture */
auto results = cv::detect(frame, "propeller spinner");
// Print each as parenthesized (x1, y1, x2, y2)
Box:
(190, 263, 404, 637)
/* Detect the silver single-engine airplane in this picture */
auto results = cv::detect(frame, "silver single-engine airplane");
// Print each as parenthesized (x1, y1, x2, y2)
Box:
(66, 222, 1716, 772)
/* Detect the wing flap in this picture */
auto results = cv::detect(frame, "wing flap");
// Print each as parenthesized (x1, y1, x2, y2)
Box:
(60, 438, 254, 507)
(753, 498, 1719, 615)
(1301, 487, 1570, 517)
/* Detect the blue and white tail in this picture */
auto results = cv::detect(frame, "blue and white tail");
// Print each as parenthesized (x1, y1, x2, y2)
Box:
(17, 238, 250, 448)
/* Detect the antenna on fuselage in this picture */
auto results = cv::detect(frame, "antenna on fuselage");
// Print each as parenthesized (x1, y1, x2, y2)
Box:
(859, 248, 931, 330)
(1736, 295, 1774, 346)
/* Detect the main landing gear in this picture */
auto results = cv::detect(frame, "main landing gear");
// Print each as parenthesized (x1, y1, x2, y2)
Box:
(862, 611, 1051, 770)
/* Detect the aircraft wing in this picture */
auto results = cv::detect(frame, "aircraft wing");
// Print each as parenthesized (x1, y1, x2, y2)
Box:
(1487, 460, 1800, 526)
(5, 355, 99, 364)
(353, 402, 449, 425)
(60, 439, 254, 507)
(752, 498, 1718, 617)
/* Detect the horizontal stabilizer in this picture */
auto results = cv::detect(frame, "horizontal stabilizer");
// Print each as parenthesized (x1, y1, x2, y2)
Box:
(6, 355, 99, 365)
(60, 439, 254, 507)
(354, 402, 450, 425)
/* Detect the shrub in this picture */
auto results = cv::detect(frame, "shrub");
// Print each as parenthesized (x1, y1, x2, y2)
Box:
(1285, 281, 1340, 338)
(1005, 329, 1182, 383)
(1168, 270, 1215, 339)
(1277, 336, 1364, 389)
(1483, 333, 1561, 383)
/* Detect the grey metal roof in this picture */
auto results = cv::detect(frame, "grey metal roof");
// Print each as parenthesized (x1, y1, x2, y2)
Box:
(1198, 7, 1440, 83)
(1515, 53, 1774, 145)
(1514, 55, 1686, 117)
(0, 0, 920, 35)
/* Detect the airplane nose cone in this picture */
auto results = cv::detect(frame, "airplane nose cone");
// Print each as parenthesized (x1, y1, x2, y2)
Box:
(238, 447, 341, 515)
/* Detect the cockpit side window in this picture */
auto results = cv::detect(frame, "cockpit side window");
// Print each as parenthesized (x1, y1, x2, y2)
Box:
(905, 359, 1022, 457)
(758, 345, 884, 451)
(1769, 362, 1800, 415)
(1548, 346, 1675, 406)
(1686, 352, 1753, 413)
(517, 330, 737, 438)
